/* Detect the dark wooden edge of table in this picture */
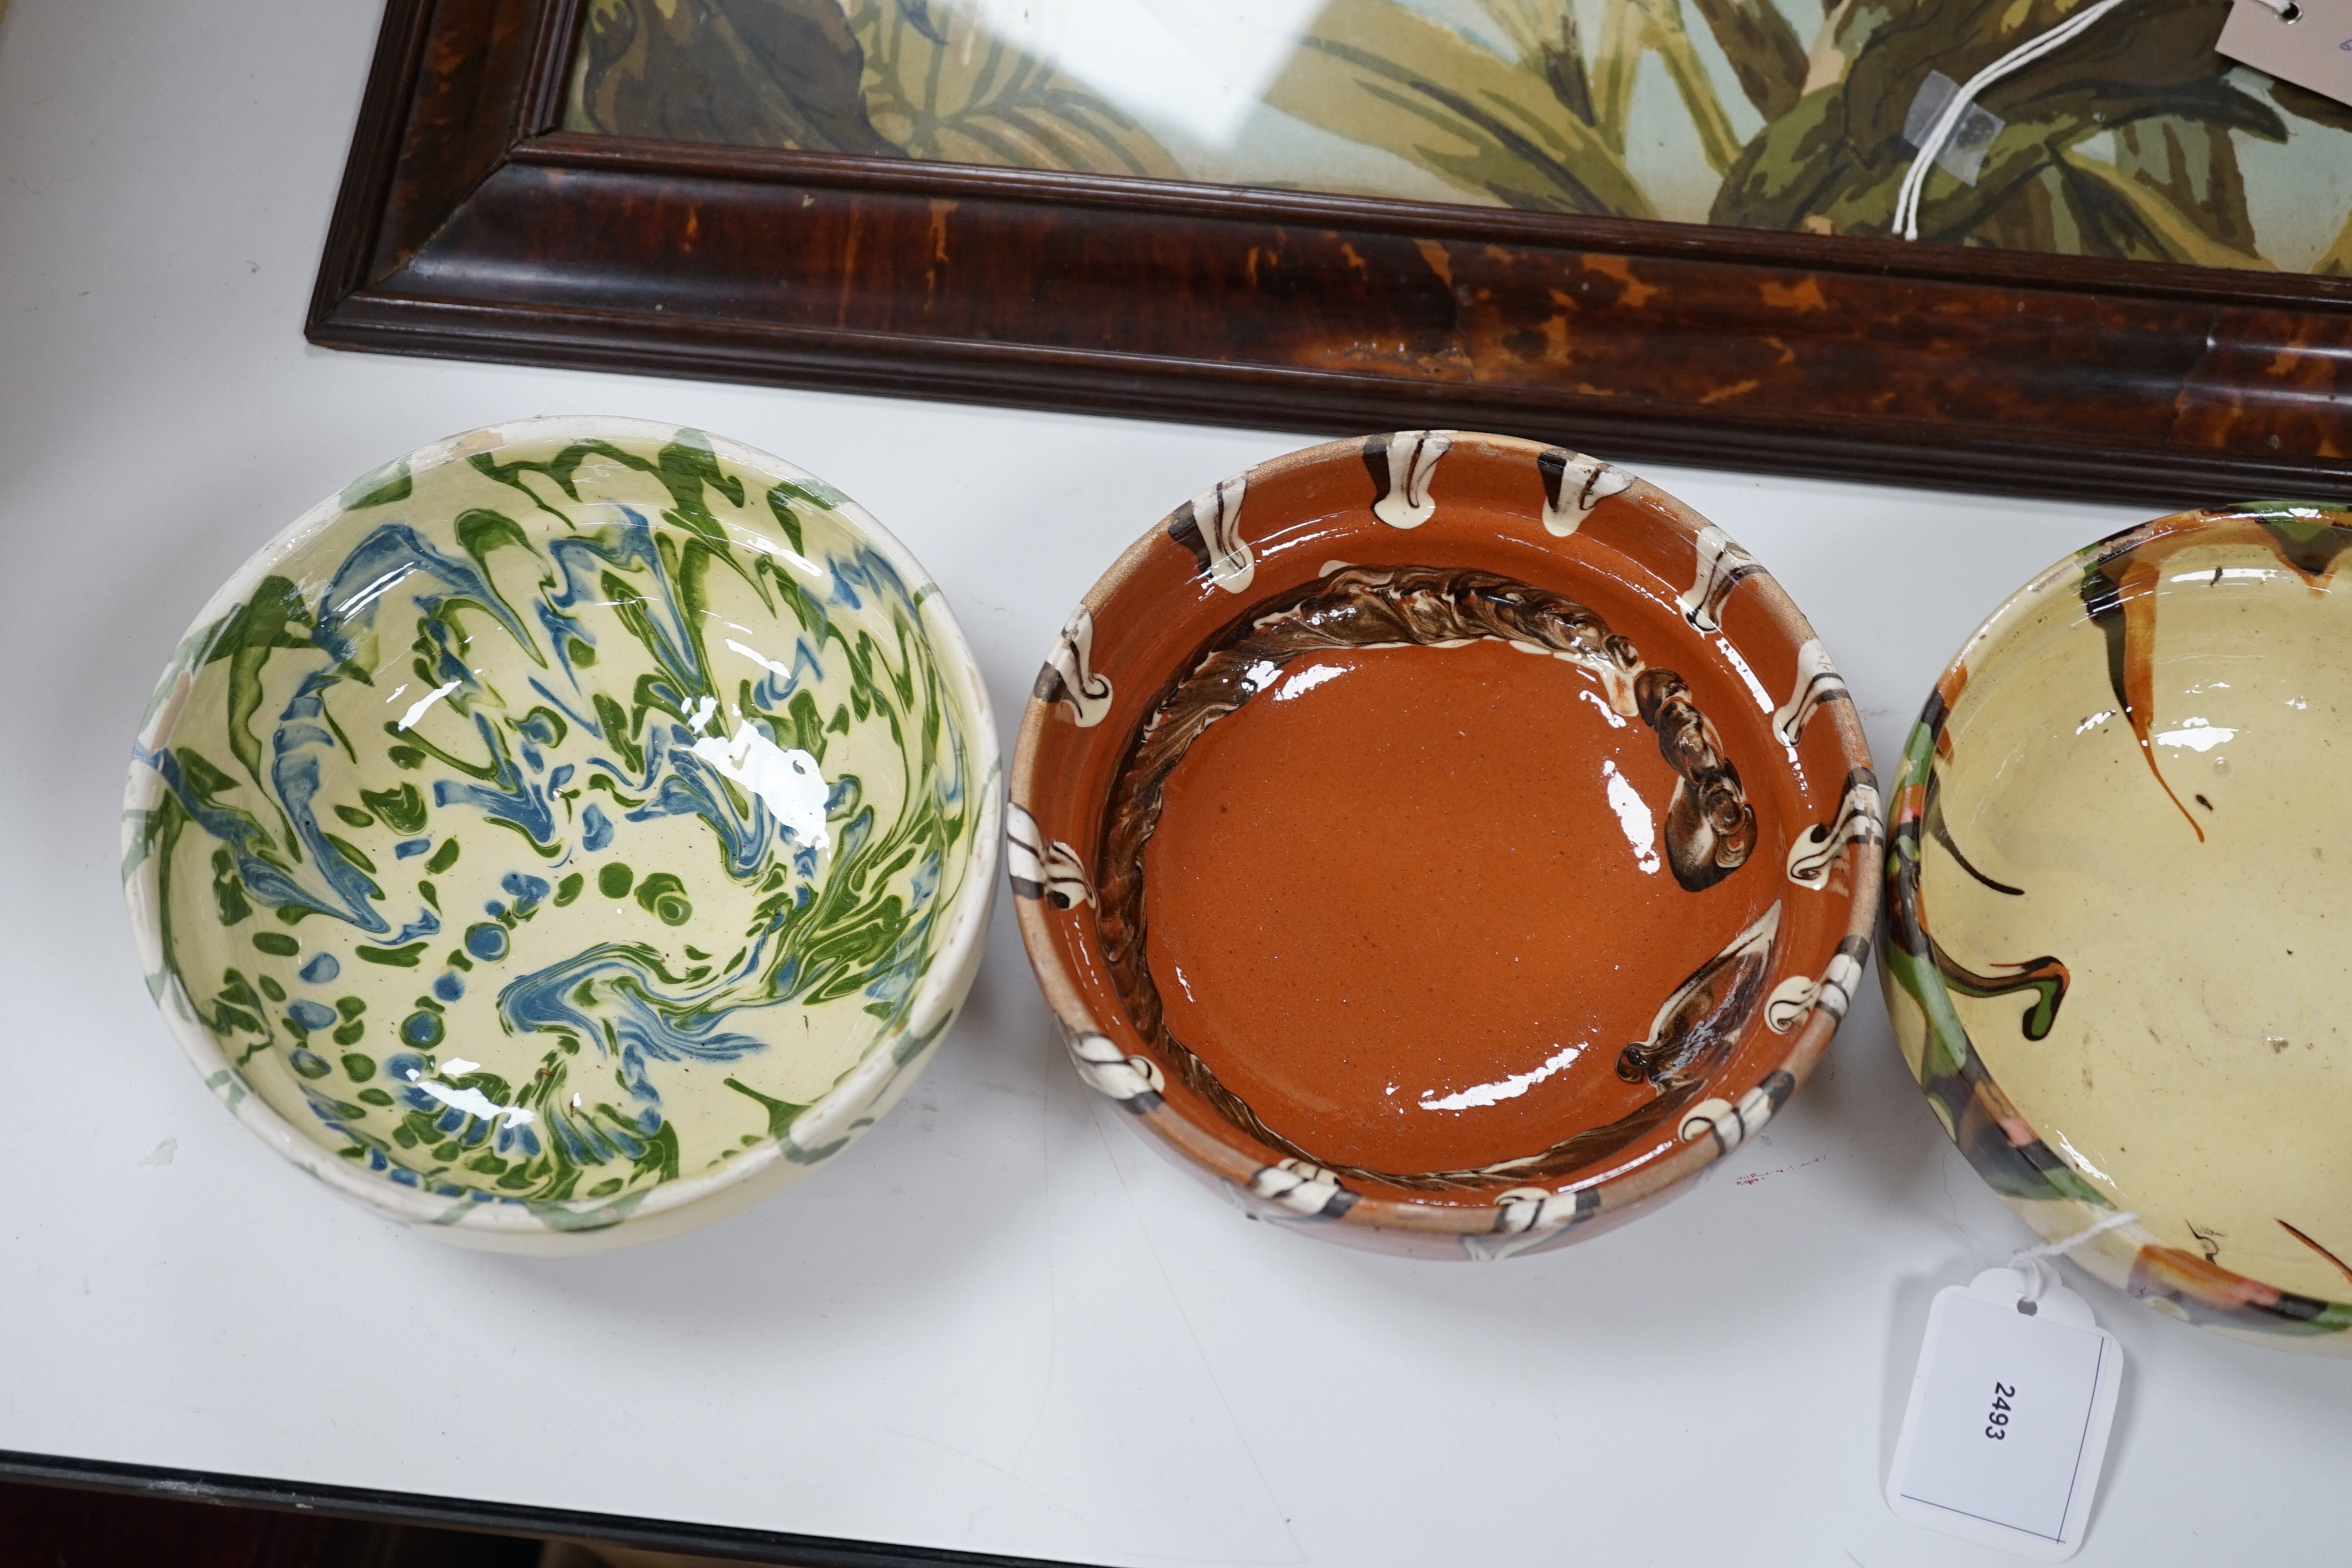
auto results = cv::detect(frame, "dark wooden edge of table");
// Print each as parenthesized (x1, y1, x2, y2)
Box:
(0, 1450, 1103, 1568)
(307, 0, 2352, 508)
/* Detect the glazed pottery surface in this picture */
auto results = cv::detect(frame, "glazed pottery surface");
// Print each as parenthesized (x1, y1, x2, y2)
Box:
(122, 417, 1000, 1251)
(1010, 432, 1879, 1259)
(1883, 503, 2352, 1349)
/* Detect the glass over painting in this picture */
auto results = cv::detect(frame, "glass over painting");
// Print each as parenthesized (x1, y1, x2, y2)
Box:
(564, 0, 2352, 275)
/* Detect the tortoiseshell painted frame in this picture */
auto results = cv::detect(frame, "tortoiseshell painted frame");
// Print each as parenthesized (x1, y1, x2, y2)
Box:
(311, 0, 2352, 510)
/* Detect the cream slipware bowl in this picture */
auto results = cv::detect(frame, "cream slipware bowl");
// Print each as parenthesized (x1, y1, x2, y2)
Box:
(122, 416, 1000, 1251)
(1884, 501, 2352, 1350)
(1010, 432, 1879, 1259)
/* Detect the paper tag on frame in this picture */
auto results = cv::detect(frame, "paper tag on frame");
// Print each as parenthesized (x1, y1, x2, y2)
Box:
(2218, 0, 2352, 111)
(1885, 1268, 2122, 1561)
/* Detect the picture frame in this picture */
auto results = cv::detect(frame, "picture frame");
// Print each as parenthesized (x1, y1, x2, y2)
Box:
(308, 0, 2352, 503)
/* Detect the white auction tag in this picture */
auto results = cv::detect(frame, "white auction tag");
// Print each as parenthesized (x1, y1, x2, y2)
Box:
(2218, 0, 2352, 112)
(1885, 1267, 2122, 1561)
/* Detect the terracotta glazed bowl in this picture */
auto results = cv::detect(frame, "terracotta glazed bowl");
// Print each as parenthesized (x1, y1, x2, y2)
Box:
(1884, 501, 2352, 1349)
(1010, 432, 1878, 1258)
(122, 417, 999, 1251)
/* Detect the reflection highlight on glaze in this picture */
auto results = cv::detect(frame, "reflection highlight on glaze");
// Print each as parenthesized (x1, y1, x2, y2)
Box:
(1601, 758, 1662, 874)
(1713, 635, 1776, 716)
(725, 636, 796, 681)
(2155, 718, 2235, 752)
(396, 679, 461, 731)
(2056, 1131, 2117, 1188)
(1274, 663, 1346, 702)
(1420, 1043, 1585, 1111)
(687, 725, 834, 855)
(402, 1061, 537, 1130)
(2169, 566, 2278, 583)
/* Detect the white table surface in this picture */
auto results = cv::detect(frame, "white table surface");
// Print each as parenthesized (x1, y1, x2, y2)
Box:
(2, 2, 2346, 1564)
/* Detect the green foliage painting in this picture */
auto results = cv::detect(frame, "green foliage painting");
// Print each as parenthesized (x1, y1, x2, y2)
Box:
(566, 0, 2352, 273)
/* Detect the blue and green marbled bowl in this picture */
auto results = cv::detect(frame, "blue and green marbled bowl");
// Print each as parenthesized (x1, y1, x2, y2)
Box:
(122, 417, 1000, 1250)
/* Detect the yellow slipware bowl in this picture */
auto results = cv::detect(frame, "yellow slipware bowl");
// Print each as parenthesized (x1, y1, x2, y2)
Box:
(1883, 501, 2352, 1350)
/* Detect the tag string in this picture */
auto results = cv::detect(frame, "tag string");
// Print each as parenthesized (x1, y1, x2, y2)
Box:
(2011, 1209, 2140, 1303)
(1895, 0, 2132, 240)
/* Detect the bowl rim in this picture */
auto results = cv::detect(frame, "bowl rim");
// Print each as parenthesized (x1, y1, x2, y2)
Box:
(120, 414, 1003, 1239)
(1007, 431, 1881, 1254)
(1881, 500, 2352, 1340)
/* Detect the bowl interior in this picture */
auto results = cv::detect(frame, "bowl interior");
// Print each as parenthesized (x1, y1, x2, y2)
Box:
(127, 420, 991, 1220)
(1916, 508, 2352, 1306)
(1016, 433, 1875, 1209)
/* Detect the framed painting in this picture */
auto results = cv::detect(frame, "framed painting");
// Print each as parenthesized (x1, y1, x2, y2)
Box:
(308, 0, 2352, 501)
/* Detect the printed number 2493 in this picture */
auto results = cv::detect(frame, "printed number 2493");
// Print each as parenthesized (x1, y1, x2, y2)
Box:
(1985, 1382, 2016, 1441)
